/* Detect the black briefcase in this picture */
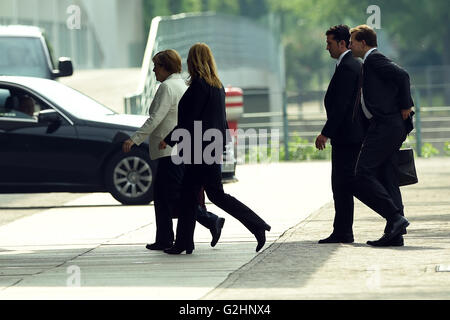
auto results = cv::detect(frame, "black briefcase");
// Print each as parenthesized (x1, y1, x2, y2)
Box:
(397, 148, 418, 186)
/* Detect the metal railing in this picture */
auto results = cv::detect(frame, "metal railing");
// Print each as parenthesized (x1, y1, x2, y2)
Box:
(235, 98, 450, 159)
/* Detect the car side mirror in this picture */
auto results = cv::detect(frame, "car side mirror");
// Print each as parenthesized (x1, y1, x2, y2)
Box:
(53, 57, 73, 77)
(38, 109, 61, 123)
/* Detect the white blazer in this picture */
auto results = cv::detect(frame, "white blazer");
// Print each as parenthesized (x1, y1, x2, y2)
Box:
(131, 73, 187, 160)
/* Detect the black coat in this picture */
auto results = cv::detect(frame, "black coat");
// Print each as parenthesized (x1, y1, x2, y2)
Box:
(164, 78, 230, 164)
(322, 51, 364, 146)
(362, 49, 414, 119)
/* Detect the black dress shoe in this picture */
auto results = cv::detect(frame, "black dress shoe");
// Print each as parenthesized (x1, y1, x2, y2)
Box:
(210, 217, 225, 247)
(146, 242, 173, 250)
(384, 215, 409, 242)
(385, 226, 407, 235)
(254, 224, 271, 253)
(389, 235, 404, 246)
(367, 234, 404, 247)
(164, 245, 193, 255)
(318, 234, 354, 244)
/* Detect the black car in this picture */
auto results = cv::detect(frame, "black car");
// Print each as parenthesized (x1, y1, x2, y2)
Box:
(0, 76, 155, 205)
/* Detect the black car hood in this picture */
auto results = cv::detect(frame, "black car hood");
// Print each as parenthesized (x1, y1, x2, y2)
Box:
(81, 113, 148, 130)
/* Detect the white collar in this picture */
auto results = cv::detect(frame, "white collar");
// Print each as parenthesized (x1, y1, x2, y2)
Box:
(336, 50, 351, 67)
(363, 47, 377, 63)
(164, 73, 182, 81)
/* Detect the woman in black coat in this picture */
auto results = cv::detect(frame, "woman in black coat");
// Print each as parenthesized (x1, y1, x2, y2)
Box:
(160, 43, 271, 254)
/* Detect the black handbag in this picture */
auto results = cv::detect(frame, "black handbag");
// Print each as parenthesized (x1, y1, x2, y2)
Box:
(397, 148, 418, 186)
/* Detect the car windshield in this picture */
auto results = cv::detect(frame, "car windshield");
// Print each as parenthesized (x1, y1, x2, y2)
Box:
(25, 79, 117, 119)
(0, 37, 51, 78)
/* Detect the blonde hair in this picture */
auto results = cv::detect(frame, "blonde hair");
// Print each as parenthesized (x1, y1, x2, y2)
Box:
(187, 43, 222, 88)
(152, 49, 182, 74)
(350, 24, 378, 47)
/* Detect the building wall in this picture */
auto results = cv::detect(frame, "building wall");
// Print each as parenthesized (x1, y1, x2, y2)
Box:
(0, 0, 145, 69)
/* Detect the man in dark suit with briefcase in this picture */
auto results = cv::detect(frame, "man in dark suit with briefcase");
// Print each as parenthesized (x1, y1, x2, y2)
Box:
(316, 25, 364, 244)
(349, 24, 414, 247)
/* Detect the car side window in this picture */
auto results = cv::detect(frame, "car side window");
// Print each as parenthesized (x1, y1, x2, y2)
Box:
(0, 88, 15, 118)
(0, 88, 43, 121)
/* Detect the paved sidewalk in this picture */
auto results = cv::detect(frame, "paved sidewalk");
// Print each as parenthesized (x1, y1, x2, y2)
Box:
(0, 158, 448, 300)
(205, 157, 450, 300)
(0, 162, 333, 299)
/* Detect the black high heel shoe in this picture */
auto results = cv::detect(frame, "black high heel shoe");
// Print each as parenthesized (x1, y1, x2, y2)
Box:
(146, 242, 173, 251)
(210, 217, 225, 247)
(254, 224, 271, 252)
(164, 245, 194, 255)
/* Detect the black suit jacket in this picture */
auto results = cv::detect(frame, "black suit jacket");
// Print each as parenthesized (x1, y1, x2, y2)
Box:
(164, 77, 230, 164)
(322, 51, 364, 146)
(362, 49, 414, 119)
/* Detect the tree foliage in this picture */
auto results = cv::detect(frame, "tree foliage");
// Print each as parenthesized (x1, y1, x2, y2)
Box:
(268, 0, 449, 92)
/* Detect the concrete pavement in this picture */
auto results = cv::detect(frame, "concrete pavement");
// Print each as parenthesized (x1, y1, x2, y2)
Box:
(0, 161, 332, 299)
(0, 158, 449, 300)
(205, 157, 450, 300)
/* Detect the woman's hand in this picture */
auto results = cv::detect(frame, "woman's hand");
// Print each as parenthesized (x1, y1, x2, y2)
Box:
(122, 139, 135, 153)
(159, 140, 167, 150)
(401, 108, 412, 120)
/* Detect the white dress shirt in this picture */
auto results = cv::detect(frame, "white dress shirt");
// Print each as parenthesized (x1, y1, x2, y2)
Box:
(363, 47, 377, 63)
(361, 47, 378, 119)
(131, 73, 187, 160)
(336, 50, 350, 67)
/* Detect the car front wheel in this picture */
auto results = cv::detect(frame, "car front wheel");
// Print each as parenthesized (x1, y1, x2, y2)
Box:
(105, 149, 155, 205)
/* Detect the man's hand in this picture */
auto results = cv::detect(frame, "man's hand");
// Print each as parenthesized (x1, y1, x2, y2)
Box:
(315, 134, 328, 150)
(401, 108, 412, 120)
(159, 140, 167, 150)
(122, 139, 135, 153)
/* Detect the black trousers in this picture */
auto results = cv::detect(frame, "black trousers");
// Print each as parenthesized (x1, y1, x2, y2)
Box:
(353, 115, 406, 222)
(330, 143, 362, 236)
(153, 156, 219, 245)
(175, 163, 268, 249)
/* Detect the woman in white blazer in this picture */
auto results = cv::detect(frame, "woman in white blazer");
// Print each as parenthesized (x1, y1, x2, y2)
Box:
(123, 50, 225, 250)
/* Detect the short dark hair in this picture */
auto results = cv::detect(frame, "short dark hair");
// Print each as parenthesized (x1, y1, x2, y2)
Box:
(350, 24, 378, 47)
(152, 49, 182, 74)
(326, 25, 351, 48)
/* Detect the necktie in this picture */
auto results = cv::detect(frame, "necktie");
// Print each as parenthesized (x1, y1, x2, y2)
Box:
(352, 66, 364, 122)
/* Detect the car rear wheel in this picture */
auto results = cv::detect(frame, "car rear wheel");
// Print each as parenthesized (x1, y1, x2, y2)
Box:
(105, 149, 155, 205)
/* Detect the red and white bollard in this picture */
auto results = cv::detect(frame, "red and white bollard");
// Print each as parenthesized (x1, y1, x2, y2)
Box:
(223, 86, 243, 181)
(225, 86, 243, 132)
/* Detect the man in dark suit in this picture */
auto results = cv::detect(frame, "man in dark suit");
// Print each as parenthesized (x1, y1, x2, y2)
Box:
(316, 25, 364, 244)
(349, 24, 413, 246)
